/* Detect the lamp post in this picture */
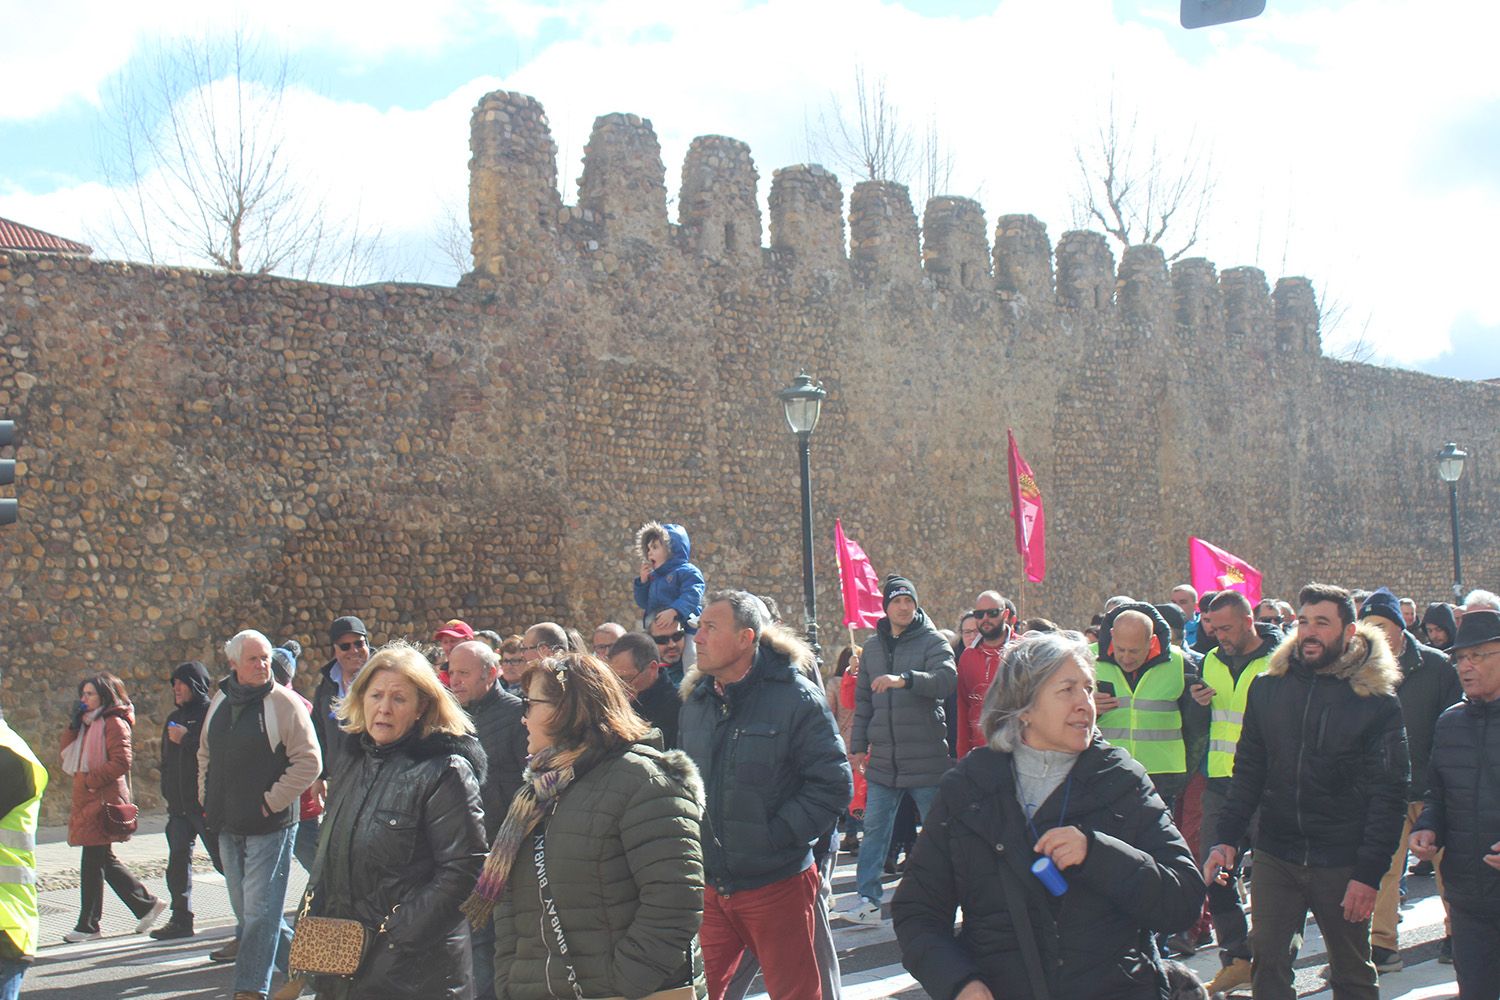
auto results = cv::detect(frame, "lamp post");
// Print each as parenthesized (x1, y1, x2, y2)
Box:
(778, 372, 827, 660)
(1437, 442, 1467, 603)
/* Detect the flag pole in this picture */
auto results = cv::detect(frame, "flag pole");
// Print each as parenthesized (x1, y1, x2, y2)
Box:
(1017, 555, 1026, 619)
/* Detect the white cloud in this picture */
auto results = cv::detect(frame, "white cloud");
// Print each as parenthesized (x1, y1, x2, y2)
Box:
(5, 0, 1500, 371)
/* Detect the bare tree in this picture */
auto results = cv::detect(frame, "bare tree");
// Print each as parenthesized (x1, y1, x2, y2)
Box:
(809, 67, 914, 185)
(1319, 286, 1378, 363)
(1070, 94, 1215, 262)
(97, 28, 372, 281)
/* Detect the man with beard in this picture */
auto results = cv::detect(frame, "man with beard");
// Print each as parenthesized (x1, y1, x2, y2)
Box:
(650, 614, 692, 688)
(844, 575, 956, 926)
(1206, 584, 1409, 1000)
(955, 590, 1015, 758)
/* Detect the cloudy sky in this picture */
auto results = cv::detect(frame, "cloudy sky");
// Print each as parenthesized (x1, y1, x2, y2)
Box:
(2, 0, 1498, 378)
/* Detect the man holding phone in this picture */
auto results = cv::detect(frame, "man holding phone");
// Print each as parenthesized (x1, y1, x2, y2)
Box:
(1192, 591, 1281, 994)
(155, 660, 222, 941)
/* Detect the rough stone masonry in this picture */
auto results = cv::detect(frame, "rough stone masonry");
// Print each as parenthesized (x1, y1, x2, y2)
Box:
(0, 88, 1495, 820)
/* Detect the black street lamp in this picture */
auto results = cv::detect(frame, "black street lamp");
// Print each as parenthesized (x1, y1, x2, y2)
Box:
(1437, 442, 1468, 603)
(778, 372, 827, 660)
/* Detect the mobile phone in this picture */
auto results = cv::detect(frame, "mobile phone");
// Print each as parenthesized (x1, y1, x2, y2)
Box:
(1183, 673, 1203, 688)
(167, 721, 184, 729)
(1096, 681, 1115, 697)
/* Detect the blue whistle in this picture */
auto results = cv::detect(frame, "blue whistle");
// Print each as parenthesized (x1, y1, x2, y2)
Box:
(1031, 856, 1068, 896)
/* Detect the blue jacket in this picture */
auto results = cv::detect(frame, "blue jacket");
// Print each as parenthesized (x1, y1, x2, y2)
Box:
(632, 523, 706, 630)
(678, 626, 852, 895)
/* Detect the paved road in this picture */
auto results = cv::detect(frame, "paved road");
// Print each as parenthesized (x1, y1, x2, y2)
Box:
(22, 824, 1460, 999)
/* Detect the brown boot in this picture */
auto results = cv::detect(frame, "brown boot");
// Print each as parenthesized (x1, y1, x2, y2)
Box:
(231, 993, 266, 1000)
(209, 937, 240, 963)
(271, 976, 307, 1000)
(1205, 957, 1252, 995)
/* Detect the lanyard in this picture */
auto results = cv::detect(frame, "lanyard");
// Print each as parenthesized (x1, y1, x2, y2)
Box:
(1022, 771, 1073, 844)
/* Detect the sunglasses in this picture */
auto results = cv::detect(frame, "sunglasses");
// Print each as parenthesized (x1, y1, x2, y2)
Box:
(336, 638, 368, 652)
(520, 696, 556, 715)
(971, 608, 1004, 620)
(653, 630, 687, 645)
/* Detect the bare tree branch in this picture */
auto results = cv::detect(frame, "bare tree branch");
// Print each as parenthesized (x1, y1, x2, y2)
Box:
(95, 27, 370, 281)
(1070, 93, 1214, 262)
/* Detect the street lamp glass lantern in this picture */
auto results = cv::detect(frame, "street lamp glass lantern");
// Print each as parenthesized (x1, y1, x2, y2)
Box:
(777, 372, 827, 436)
(1437, 442, 1467, 483)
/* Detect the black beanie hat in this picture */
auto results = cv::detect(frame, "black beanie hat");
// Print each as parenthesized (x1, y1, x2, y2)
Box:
(882, 574, 918, 610)
(1359, 587, 1405, 631)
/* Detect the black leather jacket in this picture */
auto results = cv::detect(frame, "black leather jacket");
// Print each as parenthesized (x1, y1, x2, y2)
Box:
(312, 730, 488, 999)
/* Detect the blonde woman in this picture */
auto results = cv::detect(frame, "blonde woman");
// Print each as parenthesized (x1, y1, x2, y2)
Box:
(299, 641, 487, 1000)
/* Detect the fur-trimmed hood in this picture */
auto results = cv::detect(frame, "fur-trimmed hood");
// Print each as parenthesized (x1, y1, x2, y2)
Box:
(651, 745, 706, 809)
(679, 622, 818, 701)
(1266, 620, 1401, 698)
(636, 521, 691, 564)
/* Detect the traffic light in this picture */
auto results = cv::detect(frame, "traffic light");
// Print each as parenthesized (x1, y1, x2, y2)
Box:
(1181, 0, 1265, 28)
(0, 420, 15, 526)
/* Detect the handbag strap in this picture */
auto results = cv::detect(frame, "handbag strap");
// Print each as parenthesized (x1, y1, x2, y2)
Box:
(999, 863, 1054, 1000)
(532, 827, 585, 1000)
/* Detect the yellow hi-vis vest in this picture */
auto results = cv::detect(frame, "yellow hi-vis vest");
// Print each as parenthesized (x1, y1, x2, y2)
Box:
(1094, 649, 1187, 775)
(1202, 645, 1273, 778)
(0, 719, 46, 960)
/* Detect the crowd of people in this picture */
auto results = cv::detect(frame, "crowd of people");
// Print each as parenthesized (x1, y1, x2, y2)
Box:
(0, 517, 1498, 1000)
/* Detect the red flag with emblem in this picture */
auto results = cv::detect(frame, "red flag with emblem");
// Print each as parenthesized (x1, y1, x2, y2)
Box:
(1189, 537, 1262, 604)
(1007, 429, 1046, 583)
(834, 519, 884, 629)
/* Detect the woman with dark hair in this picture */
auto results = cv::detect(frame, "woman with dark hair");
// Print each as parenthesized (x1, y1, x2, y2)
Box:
(302, 640, 488, 1000)
(60, 671, 166, 941)
(465, 651, 704, 1000)
(893, 631, 1204, 1000)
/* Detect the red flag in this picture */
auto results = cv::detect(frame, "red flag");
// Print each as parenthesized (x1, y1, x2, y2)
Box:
(1189, 537, 1262, 604)
(834, 519, 884, 629)
(1007, 429, 1046, 583)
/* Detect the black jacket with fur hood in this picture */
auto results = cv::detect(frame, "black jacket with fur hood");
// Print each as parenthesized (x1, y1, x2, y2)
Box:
(1215, 622, 1410, 889)
(679, 624, 853, 895)
(313, 729, 489, 1000)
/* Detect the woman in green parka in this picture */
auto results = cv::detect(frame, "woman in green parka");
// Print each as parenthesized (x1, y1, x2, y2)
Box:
(463, 651, 706, 1000)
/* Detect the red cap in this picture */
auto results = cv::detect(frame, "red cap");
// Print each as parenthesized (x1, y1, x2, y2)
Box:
(434, 619, 474, 641)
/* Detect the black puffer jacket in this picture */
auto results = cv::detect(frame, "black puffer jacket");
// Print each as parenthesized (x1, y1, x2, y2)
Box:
(893, 739, 1204, 1000)
(1389, 632, 1461, 801)
(1414, 696, 1500, 916)
(493, 741, 705, 1000)
(1216, 623, 1409, 889)
(312, 730, 488, 1000)
(679, 625, 852, 895)
(464, 682, 526, 839)
(852, 608, 957, 788)
(160, 661, 212, 814)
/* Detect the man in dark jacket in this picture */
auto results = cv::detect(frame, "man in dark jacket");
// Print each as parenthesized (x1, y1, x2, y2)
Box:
(608, 632, 681, 748)
(154, 661, 222, 940)
(680, 590, 852, 1000)
(1207, 583, 1409, 1000)
(846, 574, 956, 926)
(1360, 587, 1462, 970)
(1422, 602, 1459, 651)
(312, 615, 370, 791)
(1412, 609, 1500, 1000)
(445, 639, 525, 1000)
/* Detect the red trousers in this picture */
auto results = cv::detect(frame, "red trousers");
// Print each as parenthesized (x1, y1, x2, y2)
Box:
(701, 865, 822, 1000)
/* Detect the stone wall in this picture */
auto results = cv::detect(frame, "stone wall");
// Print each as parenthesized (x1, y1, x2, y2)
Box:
(2, 88, 1497, 821)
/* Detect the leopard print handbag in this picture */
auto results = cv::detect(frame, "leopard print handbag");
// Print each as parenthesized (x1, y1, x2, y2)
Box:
(287, 889, 397, 979)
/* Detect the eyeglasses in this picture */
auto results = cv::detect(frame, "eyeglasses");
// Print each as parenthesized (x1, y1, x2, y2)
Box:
(592, 644, 614, 657)
(1454, 648, 1500, 667)
(520, 696, 556, 715)
(520, 643, 556, 654)
(653, 630, 687, 645)
(971, 608, 1003, 620)
(336, 639, 368, 652)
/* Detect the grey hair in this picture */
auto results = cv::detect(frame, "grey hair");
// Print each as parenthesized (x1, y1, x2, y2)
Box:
(1103, 595, 1135, 613)
(1463, 589, 1500, 612)
(453, 639, 500, 672)
(707, 589, 768, 640)
(981, 630, 1095, 753)
(224, 629, 272, 664)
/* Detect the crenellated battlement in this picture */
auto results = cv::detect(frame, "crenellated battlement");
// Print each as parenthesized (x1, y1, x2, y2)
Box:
(467, 89, 1324, 353)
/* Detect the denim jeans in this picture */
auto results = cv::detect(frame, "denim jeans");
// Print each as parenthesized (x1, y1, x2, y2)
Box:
(0, 958, 25, 1000)
(855, 781, 937, 904)
(221, 826, 295, 995)
(293, 816, 320, 875)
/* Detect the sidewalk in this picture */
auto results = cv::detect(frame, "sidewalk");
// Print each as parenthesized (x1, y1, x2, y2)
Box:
(33, 816, 308, 949)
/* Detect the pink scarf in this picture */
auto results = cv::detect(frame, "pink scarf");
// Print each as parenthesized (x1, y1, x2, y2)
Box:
(61, 708, 108, 775)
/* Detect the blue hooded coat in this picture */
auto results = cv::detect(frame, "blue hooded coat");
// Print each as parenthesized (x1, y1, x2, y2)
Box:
(633, 522, 706, 630)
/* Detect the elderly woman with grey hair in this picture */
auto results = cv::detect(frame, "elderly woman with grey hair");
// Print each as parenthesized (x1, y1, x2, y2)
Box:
(892, 631, 1204, 1000)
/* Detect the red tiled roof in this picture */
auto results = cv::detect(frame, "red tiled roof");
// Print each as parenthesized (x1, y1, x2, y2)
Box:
(0, 216, 92, 255)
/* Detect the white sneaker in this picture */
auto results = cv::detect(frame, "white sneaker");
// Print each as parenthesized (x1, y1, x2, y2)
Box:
(62, 929, 102, 943)
(840, 899, 884, 926)
(135, 898, 168, 935)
